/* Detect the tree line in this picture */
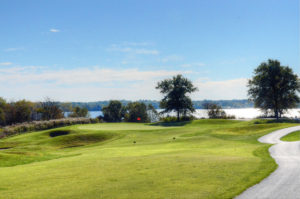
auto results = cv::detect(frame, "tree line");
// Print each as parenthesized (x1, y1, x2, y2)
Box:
(0, 59, 299, 125)
(153, 59, 299, 120)
(0, 97, 89, 126)
(59, 99, 255, 111)
(101, 101, 158, 123)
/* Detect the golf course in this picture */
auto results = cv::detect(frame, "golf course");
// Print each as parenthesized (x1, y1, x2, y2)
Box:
(0, 120, 298, 199)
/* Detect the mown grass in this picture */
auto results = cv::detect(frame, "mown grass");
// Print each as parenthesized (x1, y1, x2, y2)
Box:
(281, 130, 300, 141)
(0, 120, 297, 199)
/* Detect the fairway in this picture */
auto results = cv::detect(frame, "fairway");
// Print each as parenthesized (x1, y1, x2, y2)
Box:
(0, 120, 297, 199)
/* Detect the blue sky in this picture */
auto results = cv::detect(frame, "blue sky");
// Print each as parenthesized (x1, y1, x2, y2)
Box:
(0, 0, 299, 101)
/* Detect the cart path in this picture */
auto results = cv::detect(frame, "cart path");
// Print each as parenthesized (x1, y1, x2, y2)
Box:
(236, 125, 300, 199)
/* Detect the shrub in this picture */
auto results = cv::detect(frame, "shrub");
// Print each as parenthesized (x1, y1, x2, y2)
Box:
(125, 102, 149, 123)
(160, 115, 195, 122)
(0, 118, 101, 139)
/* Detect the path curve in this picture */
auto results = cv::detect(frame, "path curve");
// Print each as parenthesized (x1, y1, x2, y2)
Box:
(236, 125, 300, 199)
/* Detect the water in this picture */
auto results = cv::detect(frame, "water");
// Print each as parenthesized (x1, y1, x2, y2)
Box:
(86, 108, 300, 119)
(89, 111, 103, 118)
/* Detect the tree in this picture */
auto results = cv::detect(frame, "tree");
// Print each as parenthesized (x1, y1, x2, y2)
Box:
(248, 59, 300, 119)
(125, 102, 149, 122)
(69, 106, 89, 118)
(60, 102, 73, 114)
(0, 97, 6, 125)
(14, 100, 34, 123)
(156, 74, 198, 121)
(147, 104, 159, 122)
(203, 103, 226, 119)
(102, 100, 124, 122)
(38, 98, 64, 120)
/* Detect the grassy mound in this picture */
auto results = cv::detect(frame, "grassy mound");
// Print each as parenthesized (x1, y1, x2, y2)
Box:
(0, 127, 118, 167)
(0, 120, 297, 199)
(54, 133, 116, 148)
(281, 130, 300, 141)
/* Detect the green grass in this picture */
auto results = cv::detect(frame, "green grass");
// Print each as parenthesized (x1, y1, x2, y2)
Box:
(281, 130, 300, 141)
(0, 120, 297, 199)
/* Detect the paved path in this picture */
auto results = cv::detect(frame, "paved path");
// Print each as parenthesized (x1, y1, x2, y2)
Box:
(236, 126, 300, 199)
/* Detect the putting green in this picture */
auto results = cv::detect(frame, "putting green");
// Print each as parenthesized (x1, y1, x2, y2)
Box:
(77, 123, 179, 130)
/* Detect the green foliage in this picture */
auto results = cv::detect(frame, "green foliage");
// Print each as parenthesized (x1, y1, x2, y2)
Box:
(0, 108, 5, 126)
(13, 100, 34, 123)
(204, 103, 226, 118)
(125, 102, 149, 122)
(160, 115, 195, 122)
(102, 101, 156, 123)
(147, 104, 159, 122)
(0, 98, 6, 126)
(38, 98, 64, 120)
(203, 103, 235, 119)
(102, 100, 125, 122)
(58, 99, 257, 111)
(59, 102, 73, 112)
(1, 118, 100, 138)
(156, 74, 198, 121)
(69, 106, 89, 118)
(248, 59, 300, 119)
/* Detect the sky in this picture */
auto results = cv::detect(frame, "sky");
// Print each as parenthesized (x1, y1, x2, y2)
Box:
(0, 0, 299, 102)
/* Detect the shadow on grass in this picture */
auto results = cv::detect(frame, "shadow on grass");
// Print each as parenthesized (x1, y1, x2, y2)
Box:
(149, 121, 192, 127)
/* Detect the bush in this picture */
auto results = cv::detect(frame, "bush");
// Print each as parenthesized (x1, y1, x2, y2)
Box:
(0, 118, 101, 139)
(125, 102, 149, 122)
(102, 100, 125, 122)
(160, 115, 195, 122)
(253, 118, 300, 124)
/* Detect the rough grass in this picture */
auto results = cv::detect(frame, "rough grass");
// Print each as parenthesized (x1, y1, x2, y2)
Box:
(281, 130, 300, 141)
(0, 120, 297, 199)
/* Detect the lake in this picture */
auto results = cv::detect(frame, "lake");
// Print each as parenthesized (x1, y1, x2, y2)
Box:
(86, 108, 300, 119)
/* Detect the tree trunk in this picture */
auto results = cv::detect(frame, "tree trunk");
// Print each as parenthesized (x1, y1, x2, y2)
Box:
(275, 109, 279, 120)
(177, 111, 180, 122)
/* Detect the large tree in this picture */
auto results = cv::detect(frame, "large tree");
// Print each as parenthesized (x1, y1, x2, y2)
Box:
(102, 100, 125, 122)
(38, 98, 64, 120)
(248, 59, 300, 119)
(156, 74, 198, 121)
(69, 106, 89, 118)
(125, 102, 149, 123)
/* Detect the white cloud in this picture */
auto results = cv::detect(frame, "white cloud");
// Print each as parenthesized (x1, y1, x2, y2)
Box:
(0, 67, 189, 84)
(192, 78, 249, 100)
(107, 43, 159, 55)
(122, 41, 153, 46)
(0, 62, 12, 66)
(50, 29, 60, 33)
(0, 80, 163, 102)
(0, 66, 192, 101)
(0, 64, 249, 101)
(4, 47, 24, 52)
(181, 62, 205, 68)
(134, 49, 159, 55)
(0, 65, 45, 73)
(161, 55, 183, 63)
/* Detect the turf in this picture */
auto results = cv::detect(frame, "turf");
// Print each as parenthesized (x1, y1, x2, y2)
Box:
(0, 120, 297, 199)
(281, 130, 300, 141)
